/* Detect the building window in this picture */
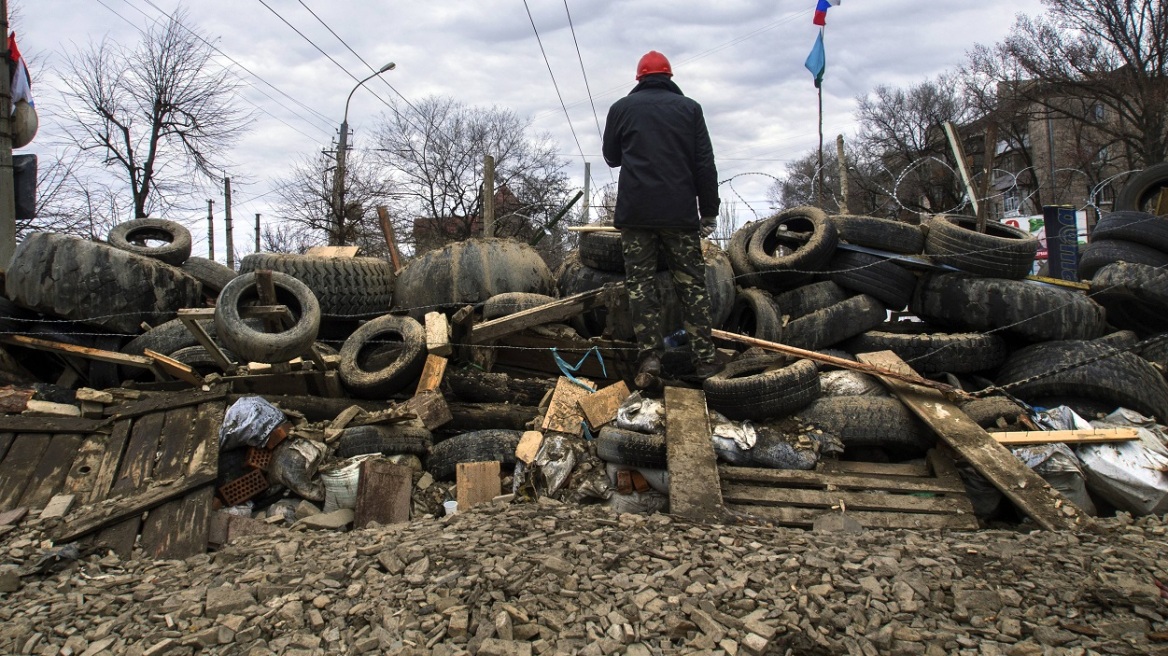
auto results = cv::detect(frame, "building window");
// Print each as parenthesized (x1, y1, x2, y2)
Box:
(1091, 103, 1105, 123)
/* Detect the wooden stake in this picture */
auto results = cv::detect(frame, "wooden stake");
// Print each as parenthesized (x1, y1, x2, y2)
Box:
(943, 121, 981, 224)
(376, 206, 404, 272)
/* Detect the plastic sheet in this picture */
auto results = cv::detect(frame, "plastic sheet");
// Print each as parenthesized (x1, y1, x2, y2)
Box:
(1011, 443, 1097, 516)
(220, 396, 286, 451)
(615, 392, 665, 434)
(534, 434, 577, 494)
(1079, 408, 1168, 515)
(819, 370, 887, 397)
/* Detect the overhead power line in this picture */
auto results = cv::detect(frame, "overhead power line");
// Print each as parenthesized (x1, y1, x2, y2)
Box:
(521, 0, 589, 165)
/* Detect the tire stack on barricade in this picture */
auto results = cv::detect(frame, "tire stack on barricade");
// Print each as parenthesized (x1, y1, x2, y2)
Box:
(4, 219, 212, 387)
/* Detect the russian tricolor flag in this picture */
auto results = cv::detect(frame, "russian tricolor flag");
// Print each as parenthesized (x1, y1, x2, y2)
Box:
(813, 0, 841, 26)
(8, 32, 32, 111)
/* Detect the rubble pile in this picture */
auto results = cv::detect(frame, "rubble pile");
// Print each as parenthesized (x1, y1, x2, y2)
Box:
(2, 502, 1168, 655)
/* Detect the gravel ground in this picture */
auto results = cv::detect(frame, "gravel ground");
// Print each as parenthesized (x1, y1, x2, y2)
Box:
(2, 499, 1168, 656)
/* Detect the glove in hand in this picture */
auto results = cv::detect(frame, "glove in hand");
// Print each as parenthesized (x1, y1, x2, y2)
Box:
(700, 216, 717, 238)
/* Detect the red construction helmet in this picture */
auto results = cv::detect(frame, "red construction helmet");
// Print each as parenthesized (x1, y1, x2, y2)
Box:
(636, 51, 672, 80)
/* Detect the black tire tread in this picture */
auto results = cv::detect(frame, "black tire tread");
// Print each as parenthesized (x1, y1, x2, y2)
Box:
(924, 215, 1039, 279)
(596, 426, 667, 469)
(107, 218, 193, 266)
(428, 429, 522, 480)
(335, 424, 433, 458)
(240, 252, 394, 319)
(703, 356, 820, 420)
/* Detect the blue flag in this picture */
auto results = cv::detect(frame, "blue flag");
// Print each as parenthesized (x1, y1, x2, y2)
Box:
(805, 30, 825, 88)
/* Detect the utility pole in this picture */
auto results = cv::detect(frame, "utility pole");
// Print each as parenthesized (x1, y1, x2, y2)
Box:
(332, 124, 348, 247)
(482, 154, 495, 238)
(255, 213, 261, 252)
(334, 62, 396, 247)
(206, 200, 215, 259)
(581, 162, 590, 224)
(224, 177, 235, 269)
(0, 0, 16, 271)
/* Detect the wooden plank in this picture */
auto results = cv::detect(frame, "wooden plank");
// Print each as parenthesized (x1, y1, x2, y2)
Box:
(856, 351, 1089, 531)
(728, 503, 980, 531)
(515, 431, 544, 465)
(415, 354, 449, 395)
(469, 287, 613, 344)
(541, 377, 595, 436)
(61, 434, 110, 504)
(1157, 187, 1168, 216)
(56, 469, 218, 544)
(718, 465, 966, 494)
(721, 484, 970, 514)
(0, 334, 154, 368)
(354, 459, 412, 528)
(578, 380, 630, 429)
(664, 386, 722, 522)
(0, 416, 110, 434)
(254, 269, 286, 334)
(18, 433, 84, 510)
(425, 312, 453, 357)
(0, 432, 14, 462)
(398, 390, 452, 431)
(0, 434, 52, 511)
(991, 427, 1139, 445)
(816, 459, 931, 478)
(157, 400, 225, 559)
(177, 312, 237, 372)
(376, 205, 405, 273)
(87, 420, 132, 504)
(99, 411, 168, 555)
(143, 349, 205, 387)
(140, 406, 198, 558)
(305, 245, 359, 257)
(107, 388, 225, 421)
(456, 461, 501, 512)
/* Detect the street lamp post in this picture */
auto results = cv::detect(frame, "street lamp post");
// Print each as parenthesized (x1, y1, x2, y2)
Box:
(332, 61, 396, 246)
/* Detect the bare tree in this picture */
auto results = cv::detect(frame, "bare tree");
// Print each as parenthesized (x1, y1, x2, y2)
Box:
(854, 74, 976, 217)
(770, 145, 900, 218)
(372, 96, 572, 255)
(270, 150, 397, 255)
(57, 9, 251, 219)
(967, 0, 1168, 168)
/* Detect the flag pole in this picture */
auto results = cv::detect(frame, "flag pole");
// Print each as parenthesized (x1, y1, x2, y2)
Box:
(816, 28, 825, 208)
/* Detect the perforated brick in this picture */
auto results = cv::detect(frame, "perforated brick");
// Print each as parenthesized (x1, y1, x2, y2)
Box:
(245, 446, 273, 472)
(218, 469, 268, 507)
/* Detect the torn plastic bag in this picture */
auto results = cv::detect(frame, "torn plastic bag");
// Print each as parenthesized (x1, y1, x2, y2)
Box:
(605, 462, 670, 494)
(608, 489, 669, 514)
(819, 370, 888, 397)
(269, 438, 327, 502)
(220, 396, 286, 451)
(321, 454, 378, 512)
(616, 392, 664, 433)
(1011, 443, 1097, 516)
(533, 434, 577, 495)
(1035, 405, 1093, 431)
(1078, 408, 1168, 515)
(709, 410, 756, 465)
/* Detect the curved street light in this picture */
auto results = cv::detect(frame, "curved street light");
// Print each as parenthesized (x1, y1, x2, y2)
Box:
(332, 61, 396, 246)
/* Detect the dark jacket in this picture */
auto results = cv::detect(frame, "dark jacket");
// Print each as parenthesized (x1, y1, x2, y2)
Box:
(602, 75, 719, 230)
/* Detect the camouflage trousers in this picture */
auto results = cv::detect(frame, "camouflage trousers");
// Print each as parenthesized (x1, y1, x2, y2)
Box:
(620, 228, 715, 363)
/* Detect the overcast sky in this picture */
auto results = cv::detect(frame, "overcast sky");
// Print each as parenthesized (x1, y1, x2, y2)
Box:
(17, 0, 1047, 259)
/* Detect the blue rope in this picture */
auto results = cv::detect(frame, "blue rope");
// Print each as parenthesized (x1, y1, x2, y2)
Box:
(551, 346, 606, 391)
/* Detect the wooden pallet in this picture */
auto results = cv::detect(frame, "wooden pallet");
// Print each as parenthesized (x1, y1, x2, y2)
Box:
(720, 448, 980, 530)
(0, 392, 225, 558)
